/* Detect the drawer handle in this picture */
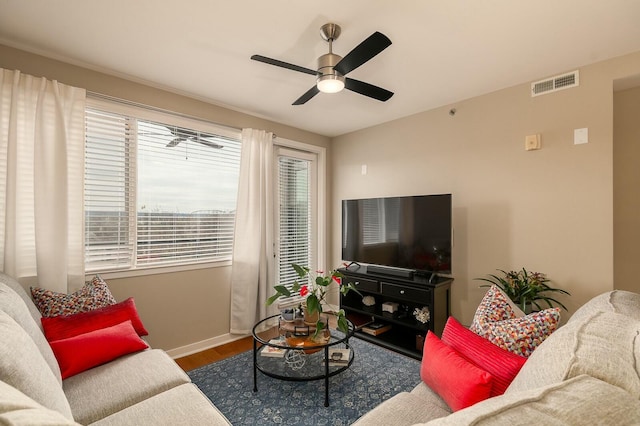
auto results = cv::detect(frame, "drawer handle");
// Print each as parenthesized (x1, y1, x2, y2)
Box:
(400, 290, 405, 294)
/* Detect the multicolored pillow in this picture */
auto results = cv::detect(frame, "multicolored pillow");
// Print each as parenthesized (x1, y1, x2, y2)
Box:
(470, 286, 560, 357)
(421, 331, 494, 411)
(469, 285, 524, 333)
(441, 316, 527, 396)
(31, 275, 117, 318)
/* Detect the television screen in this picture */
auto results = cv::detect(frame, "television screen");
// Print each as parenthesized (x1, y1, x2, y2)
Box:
(342, 194, 452, 274)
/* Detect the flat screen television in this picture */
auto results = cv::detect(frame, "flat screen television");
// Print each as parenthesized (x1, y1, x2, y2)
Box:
(342, 194, 452, 276)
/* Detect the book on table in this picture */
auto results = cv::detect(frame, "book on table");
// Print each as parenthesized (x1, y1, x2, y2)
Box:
(260, 339, 287, 357)
(361, 322, 392, 336)
(324, 348, 351, 366)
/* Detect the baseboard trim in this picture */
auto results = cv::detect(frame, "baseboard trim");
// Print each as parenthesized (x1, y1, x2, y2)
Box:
(166, 333, 249, 359)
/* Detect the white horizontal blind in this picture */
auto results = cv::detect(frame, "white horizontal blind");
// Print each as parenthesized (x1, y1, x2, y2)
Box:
(85, 108, 135, 269)
(84, 104, 241, 271)
(277, 153, 313, 307)
(135, 119, 241, 266)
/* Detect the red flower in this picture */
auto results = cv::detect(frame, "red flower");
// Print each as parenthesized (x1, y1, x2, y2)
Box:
(332, 275, 341, 285)
(300, 285, 309, 297)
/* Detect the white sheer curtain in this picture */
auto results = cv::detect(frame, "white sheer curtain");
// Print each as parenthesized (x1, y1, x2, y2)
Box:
(229, 128, 277, 334)
(0, 68, 86, 292)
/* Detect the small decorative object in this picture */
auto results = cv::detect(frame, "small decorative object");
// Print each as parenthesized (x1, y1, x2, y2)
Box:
(382, 301, 399, 313)
(280, 308, 296, 322)
(362, 295, 376, 307)
(476, 268, 570, 312)
(413, 306, 430, 324)
(284, 349, 306, 370)
(267, 264, 362, 337)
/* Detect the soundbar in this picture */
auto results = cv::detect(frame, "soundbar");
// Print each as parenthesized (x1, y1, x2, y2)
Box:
(366, 265, 414, 279)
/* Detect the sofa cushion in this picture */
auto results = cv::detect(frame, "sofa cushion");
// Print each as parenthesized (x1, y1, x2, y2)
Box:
(351, 391, 450, 426)
(42, 297, 148, 341)
(508, 310, 640, 397)
(421, 332, 493, 411)
(441, 316, 526, 396)
(31, 275, 116, 318)
(0, 380, 81, 426)
(0, 311, 74, 420)
(89, 383, 231, 426)
(419, 375, 640, 426)
(0, 379, 80, 426)
(50, 320, 149, 379)
(0, 272, 42, 324)
(0, 280, 62, 383)
(63, 348, 191, 424)
(569, 290, 640, 324)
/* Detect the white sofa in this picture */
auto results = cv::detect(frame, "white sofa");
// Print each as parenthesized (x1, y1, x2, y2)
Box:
(353, 289, 640, 425)
(0, 272, 230, 425)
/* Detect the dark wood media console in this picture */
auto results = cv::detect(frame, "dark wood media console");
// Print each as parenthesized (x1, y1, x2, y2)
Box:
(339, 265, 452, 360)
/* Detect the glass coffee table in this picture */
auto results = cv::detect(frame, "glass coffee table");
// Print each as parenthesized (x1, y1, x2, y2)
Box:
(252, 313, 355, 407)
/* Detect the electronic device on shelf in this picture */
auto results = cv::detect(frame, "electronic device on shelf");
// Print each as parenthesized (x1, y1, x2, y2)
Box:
(341, 194, 452, 279)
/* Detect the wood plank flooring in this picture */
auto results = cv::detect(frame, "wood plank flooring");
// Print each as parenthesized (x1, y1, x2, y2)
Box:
(175, 336, 253, 372)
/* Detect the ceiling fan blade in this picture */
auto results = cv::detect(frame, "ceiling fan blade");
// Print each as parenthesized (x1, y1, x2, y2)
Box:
(292, 86, 320, 105)
(345, 78, 394, 102)
(334, 32, 392, 76)
(196, 138, 223, 149)
(166, 138, 185, 147)
(251, 55, 317, 76)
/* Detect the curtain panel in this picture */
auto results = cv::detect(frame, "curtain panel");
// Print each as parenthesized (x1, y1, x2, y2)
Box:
(229, 128, 277, 334)
(0, 68, 86, 292)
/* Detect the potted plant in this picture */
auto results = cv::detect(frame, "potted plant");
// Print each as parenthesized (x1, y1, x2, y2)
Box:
(266, 264, 361, 338)
(476, 268, 570, 312)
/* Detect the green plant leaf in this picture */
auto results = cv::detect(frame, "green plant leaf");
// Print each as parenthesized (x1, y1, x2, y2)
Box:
(292, 263, 309, 278)
(273, 285, 291, 297)
(337, 315, 349, 334)
(306, 294, 320, 313)
(266, 294, 281, 306)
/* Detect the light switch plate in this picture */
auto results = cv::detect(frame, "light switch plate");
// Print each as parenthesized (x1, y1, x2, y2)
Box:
(574, 128, 588, 145)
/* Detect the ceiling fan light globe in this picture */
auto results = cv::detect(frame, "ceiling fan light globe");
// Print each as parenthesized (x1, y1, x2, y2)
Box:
(317, 75, 345, 93)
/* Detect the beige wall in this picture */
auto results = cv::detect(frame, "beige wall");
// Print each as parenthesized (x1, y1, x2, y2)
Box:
(614, 86, 640, 292)
(0, 44, 331, 353)
(331, 51, 640, 326)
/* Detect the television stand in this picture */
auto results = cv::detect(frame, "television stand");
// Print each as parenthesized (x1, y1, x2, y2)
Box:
(339, 265, 452, 360)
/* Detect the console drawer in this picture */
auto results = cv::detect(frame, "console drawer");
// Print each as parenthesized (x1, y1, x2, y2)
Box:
(343, 276, 379, 293)
(381, 283, 430, 303)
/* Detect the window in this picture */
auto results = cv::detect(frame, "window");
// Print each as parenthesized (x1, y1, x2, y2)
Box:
(84, 99, 241, 272)
(274, 146, 321, 306)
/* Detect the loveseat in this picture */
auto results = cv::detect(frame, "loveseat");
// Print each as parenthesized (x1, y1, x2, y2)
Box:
(0, 272, 230, 425)
(354, 289, 640, 425)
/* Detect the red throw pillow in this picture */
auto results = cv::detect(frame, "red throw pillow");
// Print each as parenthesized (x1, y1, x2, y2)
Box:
(49, 320, 149, 379)
(441, 316, 527, 396)
(421, 331, 494, 411)
(41, 297, 148, 341)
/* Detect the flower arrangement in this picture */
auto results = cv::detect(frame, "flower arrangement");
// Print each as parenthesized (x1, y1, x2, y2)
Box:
(266, 264, 361, 336)
(476, 268, 570, 312)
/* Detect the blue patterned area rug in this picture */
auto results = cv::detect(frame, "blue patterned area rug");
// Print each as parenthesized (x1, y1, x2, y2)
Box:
(188, 337, 421, 425)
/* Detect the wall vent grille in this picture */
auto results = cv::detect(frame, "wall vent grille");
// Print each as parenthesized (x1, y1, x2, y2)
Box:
(531, 70, 579, 97)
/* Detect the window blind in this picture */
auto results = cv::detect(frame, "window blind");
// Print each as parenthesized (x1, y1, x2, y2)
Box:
(277, 155, 312, 307)
(84, 105, 241, 271)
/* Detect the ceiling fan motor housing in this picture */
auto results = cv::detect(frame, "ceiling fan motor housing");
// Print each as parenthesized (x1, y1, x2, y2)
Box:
(317, 53, 345, 93)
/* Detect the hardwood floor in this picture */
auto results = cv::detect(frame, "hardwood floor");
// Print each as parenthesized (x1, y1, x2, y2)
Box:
(174, 336, 254, 372)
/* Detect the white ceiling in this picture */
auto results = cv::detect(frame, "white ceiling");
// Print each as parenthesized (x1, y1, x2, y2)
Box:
(1, 1, 640, 137)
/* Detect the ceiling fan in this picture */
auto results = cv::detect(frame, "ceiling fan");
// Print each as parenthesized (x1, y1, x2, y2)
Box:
(165, 127, 223, 149)
(251, 23, 394, 105)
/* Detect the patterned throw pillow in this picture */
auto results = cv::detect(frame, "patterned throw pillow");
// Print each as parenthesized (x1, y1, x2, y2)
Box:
(31, 275, 117, 318)
(469, 285, 524, 333)
(470, 285, 560, 357)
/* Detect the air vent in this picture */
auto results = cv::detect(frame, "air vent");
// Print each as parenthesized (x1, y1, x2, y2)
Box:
(531, 70, 579, 97)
